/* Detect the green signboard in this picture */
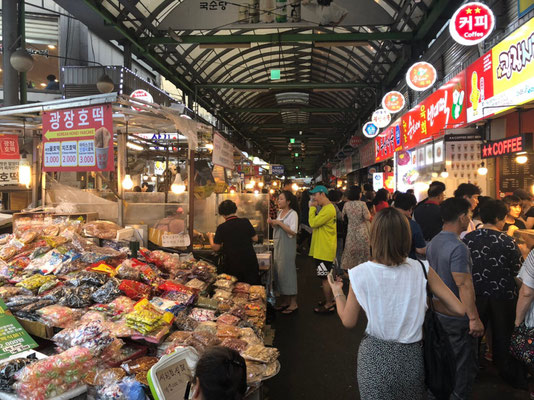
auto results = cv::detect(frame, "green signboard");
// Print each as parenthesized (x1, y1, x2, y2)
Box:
(270, 69, 281, 80)
(0, 299, 38, 360)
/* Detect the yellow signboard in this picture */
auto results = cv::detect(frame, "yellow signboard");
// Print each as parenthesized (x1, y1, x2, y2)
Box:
(519, 0, 534, 17)
(488, 17, 534, 115)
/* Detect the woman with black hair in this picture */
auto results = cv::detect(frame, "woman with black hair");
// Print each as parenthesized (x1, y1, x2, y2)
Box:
(191, 346, 247, 400)
(341, 185, 371, 270)
(268, 190, 299, 314)
(373, 188, 390, 213)
(503, 195, 526, 236)
(207, 200, 260, 284)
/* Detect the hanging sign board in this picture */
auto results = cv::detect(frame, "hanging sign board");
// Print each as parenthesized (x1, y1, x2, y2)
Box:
(481, 134, 533, 159)
(362, 122, 379, 138)
(42, 104, 114, 172)
(382, 91, 405, 113)
(360, 140, 376, 168)
(449, 2, 495, 46)
(371, 109, 391, 128)
(0, 299, 38, 360)
(466, 50, 493, 123)
(0, 135, 20, 186)
(406, 62, 437, 91)
(212, 132, 234, 170)
(375, 123, 401, 162)
(271, 164, 285, 176)
(130, 89, 154, 112)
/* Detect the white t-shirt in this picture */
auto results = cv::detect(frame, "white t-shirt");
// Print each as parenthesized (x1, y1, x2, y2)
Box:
(517, 250, 534, 328)
(277, 209, 298, 238)
(349, 258, 429, 343)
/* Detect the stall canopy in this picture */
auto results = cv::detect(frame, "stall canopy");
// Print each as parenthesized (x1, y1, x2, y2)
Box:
(54, 0, 464, 176)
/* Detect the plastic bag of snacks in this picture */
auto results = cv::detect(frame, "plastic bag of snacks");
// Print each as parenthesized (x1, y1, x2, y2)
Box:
(249, 285, 266, 302)
(173, 311, 199, 331)
(217, 313, 241, 326)
(221, 338, 249, 353)
(0, 353, 38, 393)
(116, 263, 141, 281)
(108, 296, 136, 314)
(125, 299, 173, 335)
(91, 279, 122, 304)
(118, 280, 152, 300)
(216, 324, 241, 340)
(189, 307, 216, 323)
(52, 321, 114, 354)
(16, 274, 56, 292)
(59, 285, 97, 308)
(214, 279, 234, 291)
(37, 305, 84, 328)
(15, 346, 96, 400)
(84, 220, 121, 240)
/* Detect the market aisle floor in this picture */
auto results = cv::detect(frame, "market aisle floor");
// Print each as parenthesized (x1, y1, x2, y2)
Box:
(264, 255, 527, 400)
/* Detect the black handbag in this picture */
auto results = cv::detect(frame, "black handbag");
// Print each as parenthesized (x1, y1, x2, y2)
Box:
(418, 260, 456, 400)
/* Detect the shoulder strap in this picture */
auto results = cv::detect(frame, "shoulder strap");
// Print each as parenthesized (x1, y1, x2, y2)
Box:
(417, 259, 434, 310)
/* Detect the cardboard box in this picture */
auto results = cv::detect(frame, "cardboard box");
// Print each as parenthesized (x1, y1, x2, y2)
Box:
(16, 318, 55, 339)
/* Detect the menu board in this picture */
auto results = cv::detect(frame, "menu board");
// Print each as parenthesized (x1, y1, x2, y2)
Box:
(500, 154, 534, 193)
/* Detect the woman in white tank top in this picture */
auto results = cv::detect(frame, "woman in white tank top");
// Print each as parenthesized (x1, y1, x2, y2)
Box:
(327, 208, 466, 400)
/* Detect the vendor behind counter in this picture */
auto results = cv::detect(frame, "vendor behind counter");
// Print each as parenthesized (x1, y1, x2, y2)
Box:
(207, 200, 260, 285)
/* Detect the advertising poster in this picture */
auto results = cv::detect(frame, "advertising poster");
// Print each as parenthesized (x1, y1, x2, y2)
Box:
(487, 18, 534, 116)
(0, 299, 38, 360)
(375, 121, 402, 163)
(466, 50, 494, 123)
(42, 104, 114, 172)
(0, 135, 20, 186)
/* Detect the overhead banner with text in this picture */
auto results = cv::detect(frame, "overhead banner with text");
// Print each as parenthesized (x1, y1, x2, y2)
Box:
(42, 104, 114, 172)
(212, 132, 234, 170)
(158, 0, 393, 30)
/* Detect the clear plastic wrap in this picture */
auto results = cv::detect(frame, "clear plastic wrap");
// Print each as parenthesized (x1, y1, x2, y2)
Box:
(37, 305, 84, 328)
(189, 307, 216, 322)
(15, 346, 96, 400)
(0, 353, 38, 393)
(118, 280, 152, 300)
(216, 313, 241, 326)
(52, 321, 114, 354)
(220, 338, 249, 353)
(193, 321, 218, 335)
(91, 279, 122, 304)
(59, 285, 97, 308)
(84, 220, 121, 240)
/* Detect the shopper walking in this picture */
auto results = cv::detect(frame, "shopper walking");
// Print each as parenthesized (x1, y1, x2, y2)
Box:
(308, 185, 337, 314)
(207, 200, 260, 285)
(341, 185, 371, 270)
(394, 192, 426, 260)
(463, 199, 528, 389)
(329, 208, 465, 400)
(268, 190, 299, 314)
(454, 183, 481, 238)
(427, 198, 483, 400)
(414, 181, 446, 242)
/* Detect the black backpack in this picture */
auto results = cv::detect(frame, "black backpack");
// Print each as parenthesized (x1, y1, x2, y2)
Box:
(418, 260, 457, 400)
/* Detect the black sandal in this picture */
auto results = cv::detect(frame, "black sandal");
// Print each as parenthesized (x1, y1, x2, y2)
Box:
(282, 307, 298, 314)
(314, 304, 335, 314)
(274, 305, 289, 311)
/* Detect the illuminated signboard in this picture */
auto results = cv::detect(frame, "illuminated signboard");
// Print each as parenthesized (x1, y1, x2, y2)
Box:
(406, 62, 437, 91)
(382, 91, 406, 113)
(362, 122, 379, 138)
(372, 109, 392, 128)
(449, 2, 495, 46)
(481, 134, 532, 159)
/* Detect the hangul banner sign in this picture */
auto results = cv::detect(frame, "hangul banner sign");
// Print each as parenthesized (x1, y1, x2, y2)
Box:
(42, 104, 114, 172)
(0, 135, 19, 160)
(375, 123, 401, 162)
(401, 71, 467, 149)
(467, 50, 494, 123)
(0, 161, 19, 186)
(487, 17, 534, 116)
(360, 140, 376, 168)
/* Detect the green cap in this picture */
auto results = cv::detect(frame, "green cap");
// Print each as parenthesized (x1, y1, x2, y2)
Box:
(309, 185, 328, 194)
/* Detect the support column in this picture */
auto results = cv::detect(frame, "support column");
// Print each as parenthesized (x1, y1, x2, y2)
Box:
(188, 149, 195, 250)
(123, 42, 132, 70)
(117, 129, 127, 227)
(18, 0, 26, 104)
(2, 0, 20, 105)
(31, 134, 39, 206)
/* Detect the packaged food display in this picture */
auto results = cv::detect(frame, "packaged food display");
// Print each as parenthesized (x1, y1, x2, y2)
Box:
(0, 220, 276, 395)
(221, 338, 249, 353)
(189, 307, 216, 322)
(242, 345, 280, 363)
(15, 346, 96, 400)
(245, 361, 266, 385)
(84, 220, 121, 240)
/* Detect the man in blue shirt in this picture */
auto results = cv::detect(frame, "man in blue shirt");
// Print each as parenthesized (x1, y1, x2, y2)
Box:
(427, 198, 483, 400)
(394, 192, 426, 259)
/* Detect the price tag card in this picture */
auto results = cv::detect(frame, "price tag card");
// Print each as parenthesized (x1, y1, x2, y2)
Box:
(78, 140, 96, 167)
(155, 359, 190, 399)
(43, 142, 61, 167)
(60, 141, 78, 167)
(0, 300, 38, 360)
(162, 233, 191, 248)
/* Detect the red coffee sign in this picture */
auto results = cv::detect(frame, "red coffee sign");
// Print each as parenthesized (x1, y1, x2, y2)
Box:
(406, 62, 437, 91)
(0, 135, 20, 160)
(382, 91, 405, 113)
(42, 104, 114, 172)
(449, 2, 495, 46)
(481, 134, 532, 158)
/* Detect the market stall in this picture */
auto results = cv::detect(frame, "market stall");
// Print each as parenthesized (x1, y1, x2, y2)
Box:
(0, 93, 278, 399)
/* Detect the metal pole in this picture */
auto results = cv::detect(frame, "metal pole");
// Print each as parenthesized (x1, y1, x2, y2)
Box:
(31, 134, 39, 206)
(188, 149, 195, 250)
(2, 0, 20, 105)
(117, 129, 127, 227)
(18, 0, 26, 104)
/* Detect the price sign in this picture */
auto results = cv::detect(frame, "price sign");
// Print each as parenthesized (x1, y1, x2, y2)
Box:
(42, 104, 114, 172)
(162, 233, 191, 248)
(0, 299, 38, 360)
(155, 359, 190, 399)
(449, 2, 495, 46)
